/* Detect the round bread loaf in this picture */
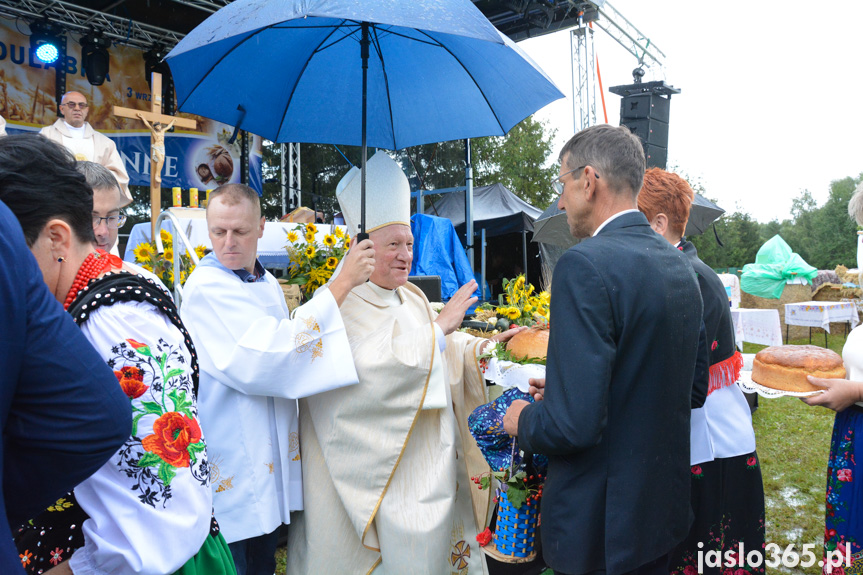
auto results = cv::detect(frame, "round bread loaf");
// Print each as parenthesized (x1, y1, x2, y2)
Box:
(505, 327, 549, 363)
(752, 345, 845, 392)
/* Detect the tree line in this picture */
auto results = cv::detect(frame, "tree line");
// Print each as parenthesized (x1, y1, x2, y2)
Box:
(689, 175, 863, 272)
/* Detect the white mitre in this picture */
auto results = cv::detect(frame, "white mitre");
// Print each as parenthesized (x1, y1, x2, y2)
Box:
(336, 152, 411, 235)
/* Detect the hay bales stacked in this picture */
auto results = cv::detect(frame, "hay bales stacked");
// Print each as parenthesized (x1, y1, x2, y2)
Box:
(740, 283, 813, 340)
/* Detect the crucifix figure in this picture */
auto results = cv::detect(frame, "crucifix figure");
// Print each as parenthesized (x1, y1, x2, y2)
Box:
(113, 72, 196, 239)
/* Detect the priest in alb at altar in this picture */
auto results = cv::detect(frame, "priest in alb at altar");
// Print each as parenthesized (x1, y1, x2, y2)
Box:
(288, 153, 521, 575)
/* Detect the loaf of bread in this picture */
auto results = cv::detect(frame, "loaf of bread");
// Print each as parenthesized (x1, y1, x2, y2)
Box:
(505, 328, 549, 363)
(752, 345, 845, 392)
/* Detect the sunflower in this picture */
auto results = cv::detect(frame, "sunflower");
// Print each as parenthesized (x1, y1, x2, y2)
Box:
(305, 245, 316, 259)
(286, 230, 300, 243)
(163, 248, 174, 262)
(501, 307, 520, 320)
(159, 229, 172, 245)
(325, 257, 338, 270)
(334, 227, 345, 238)
(305, 223, 318, 235)
(304, 231, 316, 243)
(323, 234, 336, 247)
(133, 242, 155, 262)
(140, 262, 153, 272)
(194, 245, 207, 259)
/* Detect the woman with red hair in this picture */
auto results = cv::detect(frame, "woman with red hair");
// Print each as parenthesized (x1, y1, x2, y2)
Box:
(639, 168, 765, 575)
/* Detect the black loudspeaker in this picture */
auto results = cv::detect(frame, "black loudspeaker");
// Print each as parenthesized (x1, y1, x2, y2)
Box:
(619, 117, 668, 146)
(619, 93, 670, 122)
(410, 275, 442, 302)
(643, 144, 667, 170)
(609, 80, 680, 171)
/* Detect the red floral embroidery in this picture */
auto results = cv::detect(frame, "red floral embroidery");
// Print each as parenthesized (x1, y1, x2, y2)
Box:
(49, 547, 64, 566)
(711, 340, 718, 351)
(142, 412, 202, 468)
(476, 527, 492, 547)
(114, 366, 149, 399)
(837, 468, 852, 482)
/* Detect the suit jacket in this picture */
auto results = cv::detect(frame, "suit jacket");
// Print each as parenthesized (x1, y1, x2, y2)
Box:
(518, 211, 703, 575)
(0, 201, 131, 574)
(40, 119, 132, 201)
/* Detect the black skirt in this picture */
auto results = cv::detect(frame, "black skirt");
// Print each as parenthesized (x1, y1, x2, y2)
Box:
(669, 451, 766, 575)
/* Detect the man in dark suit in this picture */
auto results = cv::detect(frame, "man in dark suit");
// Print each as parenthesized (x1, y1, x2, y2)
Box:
(504, 125, 703, 575)
(0, 199, 131, 574)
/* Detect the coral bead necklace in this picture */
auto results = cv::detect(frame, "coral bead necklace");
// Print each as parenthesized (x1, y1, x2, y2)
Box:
(63, 250, 124, 310)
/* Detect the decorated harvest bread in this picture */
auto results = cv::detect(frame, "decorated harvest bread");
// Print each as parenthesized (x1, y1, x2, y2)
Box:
(752, 345, 845, 392)
(505, 327, 549, 362)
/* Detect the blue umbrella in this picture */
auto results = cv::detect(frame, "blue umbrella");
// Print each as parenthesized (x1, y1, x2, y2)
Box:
(166, 0, 563, 234)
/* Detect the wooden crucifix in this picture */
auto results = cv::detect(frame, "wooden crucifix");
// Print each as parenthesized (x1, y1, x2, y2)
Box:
(113, 72, 197, 239)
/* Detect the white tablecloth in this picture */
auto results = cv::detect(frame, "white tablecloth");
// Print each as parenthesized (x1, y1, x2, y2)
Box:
(784, 301, 860, 333)
(124, 212, 346, 267)
(730, 309, 783, 350)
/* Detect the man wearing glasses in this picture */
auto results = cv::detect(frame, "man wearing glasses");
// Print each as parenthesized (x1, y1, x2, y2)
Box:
(41, 92, 131, 203)
(503, 124, 705, 575)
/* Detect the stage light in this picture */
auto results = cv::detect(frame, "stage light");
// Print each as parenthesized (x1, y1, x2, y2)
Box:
(81, 33, 111, 86)
(30, 21, 63, 64)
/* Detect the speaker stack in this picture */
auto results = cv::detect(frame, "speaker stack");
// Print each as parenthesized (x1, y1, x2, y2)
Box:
(609, 80, 680, 170)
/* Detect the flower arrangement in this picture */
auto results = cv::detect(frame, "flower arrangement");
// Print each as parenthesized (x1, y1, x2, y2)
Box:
(284, 223, 351, 298)
(495, 275, 550, 327)
(132, 229, 207, 291)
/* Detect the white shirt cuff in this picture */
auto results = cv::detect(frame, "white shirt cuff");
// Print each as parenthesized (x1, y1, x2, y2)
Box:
(433, 323, 447, 353)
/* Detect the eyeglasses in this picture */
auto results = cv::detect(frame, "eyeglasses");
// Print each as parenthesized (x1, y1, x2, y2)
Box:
(92, 214, 127, 228)
(62, 102, 89, 109)
(551, 165, 600, 196)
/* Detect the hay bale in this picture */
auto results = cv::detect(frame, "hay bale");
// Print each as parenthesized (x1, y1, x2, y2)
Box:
(278, 279, 302, 312)
(741, 283, 813, 340)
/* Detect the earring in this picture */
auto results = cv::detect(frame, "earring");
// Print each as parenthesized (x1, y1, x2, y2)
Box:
(57, 256, 66, 263)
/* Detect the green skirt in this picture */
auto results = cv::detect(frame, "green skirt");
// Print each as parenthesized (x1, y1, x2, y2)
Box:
(175, 531, 237, 575)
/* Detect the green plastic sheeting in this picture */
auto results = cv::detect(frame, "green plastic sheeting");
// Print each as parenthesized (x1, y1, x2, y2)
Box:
(740, 235, 818, 299)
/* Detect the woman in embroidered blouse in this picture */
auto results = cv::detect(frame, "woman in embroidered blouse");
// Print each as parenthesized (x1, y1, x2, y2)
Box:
(0, 134, 235, 575)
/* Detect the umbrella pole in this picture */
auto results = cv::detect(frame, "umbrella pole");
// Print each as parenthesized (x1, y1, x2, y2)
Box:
(358, 22, 370, 241)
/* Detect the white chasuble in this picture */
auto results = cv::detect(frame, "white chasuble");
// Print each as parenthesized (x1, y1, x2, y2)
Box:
(288, 282, 491, 575)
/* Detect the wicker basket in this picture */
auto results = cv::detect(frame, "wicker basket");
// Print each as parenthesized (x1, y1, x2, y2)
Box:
(491, 496, 539, 559)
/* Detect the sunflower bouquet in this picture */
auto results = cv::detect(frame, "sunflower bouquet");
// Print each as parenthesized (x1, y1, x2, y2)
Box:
(284, 223, 350, 298)
(495, 275, 550, 327)
(132, 229, 207, 291)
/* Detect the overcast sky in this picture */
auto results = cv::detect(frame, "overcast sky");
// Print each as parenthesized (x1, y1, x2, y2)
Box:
(516, 0, 863, 223)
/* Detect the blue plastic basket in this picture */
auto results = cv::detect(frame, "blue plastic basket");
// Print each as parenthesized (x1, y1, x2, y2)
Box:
(493, 496, 539, 558)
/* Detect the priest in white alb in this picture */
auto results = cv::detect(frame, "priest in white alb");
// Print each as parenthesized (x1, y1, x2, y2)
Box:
(288, 153, 521, 575)
(40, 91, 132, 202)
(180, 184, 376, 575)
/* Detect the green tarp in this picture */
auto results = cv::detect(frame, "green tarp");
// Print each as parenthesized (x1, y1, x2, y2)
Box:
(740, 235, 817, 299)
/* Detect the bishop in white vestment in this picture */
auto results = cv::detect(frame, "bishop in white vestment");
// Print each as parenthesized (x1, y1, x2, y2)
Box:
(180, 184, 375, 574)
(288, 154, 517, 575)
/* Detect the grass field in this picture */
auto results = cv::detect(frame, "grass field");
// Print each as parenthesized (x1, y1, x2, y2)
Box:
(274, 334, 847, 574)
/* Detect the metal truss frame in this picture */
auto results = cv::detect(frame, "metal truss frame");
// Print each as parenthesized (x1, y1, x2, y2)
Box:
(0, 0, 185, 51)
(570, 20, 596, 133)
